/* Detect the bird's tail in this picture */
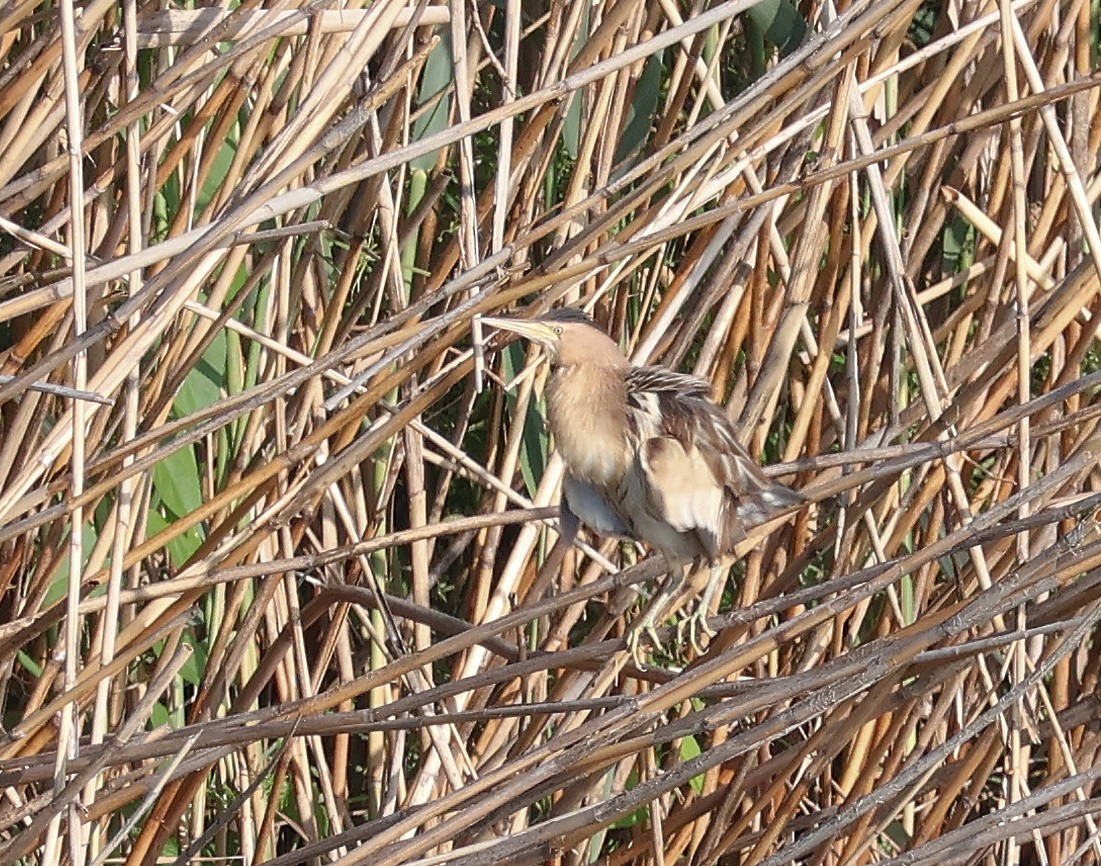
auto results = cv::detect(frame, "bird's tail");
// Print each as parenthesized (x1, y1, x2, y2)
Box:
(736, 480, 803, 526)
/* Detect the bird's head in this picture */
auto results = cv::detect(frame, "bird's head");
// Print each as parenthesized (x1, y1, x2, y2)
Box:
(480, 308, 626, 368)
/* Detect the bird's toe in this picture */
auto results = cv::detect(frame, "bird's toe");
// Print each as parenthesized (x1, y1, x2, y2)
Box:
(625, 623, 651, 667)
(625, 609, 667, 667)
(681, 605, 716, 655)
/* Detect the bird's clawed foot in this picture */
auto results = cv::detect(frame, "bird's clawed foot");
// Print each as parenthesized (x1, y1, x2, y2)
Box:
(625, 613, 666, 668)
(680, 562, 727, 654)
(678, 604, 716, 656)
(626, 599, 714, 664)
(624, 569, 685, 665)
(623, 563, 727, 665)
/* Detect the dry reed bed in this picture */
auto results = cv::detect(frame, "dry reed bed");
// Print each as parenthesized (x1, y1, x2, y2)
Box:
(0, 0, 1100, 863)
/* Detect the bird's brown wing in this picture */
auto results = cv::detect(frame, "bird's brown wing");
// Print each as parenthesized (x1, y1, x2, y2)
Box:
(624, 366, 800, 558)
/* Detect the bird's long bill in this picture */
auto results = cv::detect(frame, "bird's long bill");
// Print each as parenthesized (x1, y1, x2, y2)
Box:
(478, 315, 558, 347)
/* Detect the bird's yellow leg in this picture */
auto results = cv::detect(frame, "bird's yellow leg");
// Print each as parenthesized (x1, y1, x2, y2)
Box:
(681, 562, 725, 655)
(626, 564, 689, 665)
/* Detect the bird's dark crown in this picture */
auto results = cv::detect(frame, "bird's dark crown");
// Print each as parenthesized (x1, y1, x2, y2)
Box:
(539, 307, 603, 332)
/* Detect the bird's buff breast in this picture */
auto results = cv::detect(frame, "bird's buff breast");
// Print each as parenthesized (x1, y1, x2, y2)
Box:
(546, 367, 630, 486)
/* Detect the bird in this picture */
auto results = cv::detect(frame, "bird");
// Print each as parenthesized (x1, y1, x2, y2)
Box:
(480, 307, 802, 660)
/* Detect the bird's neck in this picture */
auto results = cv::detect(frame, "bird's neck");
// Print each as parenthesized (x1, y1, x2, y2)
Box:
(545, 361, 631, 486)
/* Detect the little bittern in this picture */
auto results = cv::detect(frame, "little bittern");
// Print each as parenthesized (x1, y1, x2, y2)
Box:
(482, 308, 801, 657)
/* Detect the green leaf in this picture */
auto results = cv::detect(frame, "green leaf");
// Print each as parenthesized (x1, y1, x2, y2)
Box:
(179, 632, 208, 686)
(402, 168, 428, 293)
(746, 0, 807, 57)
(149, 428, 206, 568)
(942, 213, 975, 274)
(153, 443, 204, 518)
(46, 521, 98, 606)
(242, 267, 269, 391)
(614, 50, 664, 164)
(197, 120, 239, 212)
(519, 405, 549, 497)
(561, 4, 591, 160)
(679, 736, 706, 793)
(175, 330, 227, 417)
(500, 343, 548, 497)
(224, 322, 245, 413)
(411, 33, 454, 172)
(17, 650, 42, 678)
(146, 507, 205, 567)
(150, 701, 171, 729)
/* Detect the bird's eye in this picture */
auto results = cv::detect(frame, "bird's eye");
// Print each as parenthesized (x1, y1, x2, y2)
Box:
(553, 326, 562, 335)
